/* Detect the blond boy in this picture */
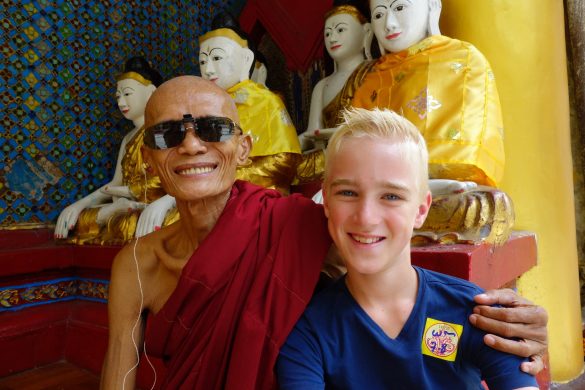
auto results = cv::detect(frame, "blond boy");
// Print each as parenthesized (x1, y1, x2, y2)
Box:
(277, 108, 538, 390)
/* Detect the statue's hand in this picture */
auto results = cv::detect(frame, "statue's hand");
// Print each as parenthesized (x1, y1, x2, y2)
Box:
(96, 198, 146, 225)
(429, 179, 477, 197)
(101, 185, 133, 199)
(298, 131, 315, 152)
(428, 0, 442, 36)
(470, 289, 548, 375)
(135, 195, 176, 237)
(311, 190, 324, 205)
(55, 201, 87, 239)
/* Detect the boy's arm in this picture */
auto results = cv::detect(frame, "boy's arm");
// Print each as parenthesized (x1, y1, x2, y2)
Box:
(100, 244, 145, 389)
(470, 289, 548, 375)
(276, 316, 325, 390)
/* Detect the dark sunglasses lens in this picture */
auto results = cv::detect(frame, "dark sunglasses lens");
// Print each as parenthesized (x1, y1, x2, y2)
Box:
(163, 126, 186, 148)
(198, 118, 235, 142)
(145, 122, 184, 149)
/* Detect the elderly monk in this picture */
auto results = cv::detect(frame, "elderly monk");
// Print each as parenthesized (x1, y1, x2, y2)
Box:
(100, 76, 547, 390)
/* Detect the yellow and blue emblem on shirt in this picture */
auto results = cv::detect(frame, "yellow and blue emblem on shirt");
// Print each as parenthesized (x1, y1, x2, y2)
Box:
(421, 317, 463, 362)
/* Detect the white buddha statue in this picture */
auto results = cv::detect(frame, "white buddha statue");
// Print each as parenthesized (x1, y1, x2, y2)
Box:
(309, 0, 513, 244)
(55, 57, 178, 244)
(198, 15, 302, 194)
(298, 3, 373, 151)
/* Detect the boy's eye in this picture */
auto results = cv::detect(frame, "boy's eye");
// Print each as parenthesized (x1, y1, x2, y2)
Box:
(383, 193, 401, 201)
(336, 190, 357, 197)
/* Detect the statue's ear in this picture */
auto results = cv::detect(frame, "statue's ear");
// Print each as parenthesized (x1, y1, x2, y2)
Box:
(363, 23, 373, 60)
(239, 47, 254, 82)
(427, 0, 442, 36)
(377, 39, 387, 56)
(147, 83, 157, 97)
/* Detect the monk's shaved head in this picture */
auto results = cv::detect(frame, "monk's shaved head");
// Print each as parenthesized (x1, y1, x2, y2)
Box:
(145, 75, 239, 128)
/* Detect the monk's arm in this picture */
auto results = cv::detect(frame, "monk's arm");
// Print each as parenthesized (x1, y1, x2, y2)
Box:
(470, 289, 548, 375)
(100, 244, 145, 389)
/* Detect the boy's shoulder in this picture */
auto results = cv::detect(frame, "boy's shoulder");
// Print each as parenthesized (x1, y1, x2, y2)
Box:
(416, 266, 484, 305)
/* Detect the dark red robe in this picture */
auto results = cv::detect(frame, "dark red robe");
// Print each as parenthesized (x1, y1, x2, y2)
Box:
(145, 181, 331, 389)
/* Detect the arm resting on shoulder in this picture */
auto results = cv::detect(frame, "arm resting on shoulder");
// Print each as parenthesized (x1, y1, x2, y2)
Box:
(470, 288, 548, 375)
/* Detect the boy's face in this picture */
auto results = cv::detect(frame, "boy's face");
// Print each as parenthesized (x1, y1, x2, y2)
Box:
(323, 137, 431, 276)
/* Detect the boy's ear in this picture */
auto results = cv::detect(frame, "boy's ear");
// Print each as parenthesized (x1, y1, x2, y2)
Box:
(414, 190, 432, 229)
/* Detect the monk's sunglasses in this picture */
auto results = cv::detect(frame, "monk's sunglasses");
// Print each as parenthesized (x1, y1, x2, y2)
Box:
(143, 114, 242, 150)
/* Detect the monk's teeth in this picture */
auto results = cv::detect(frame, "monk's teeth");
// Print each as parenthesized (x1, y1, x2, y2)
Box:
(178, 166, 214, 175)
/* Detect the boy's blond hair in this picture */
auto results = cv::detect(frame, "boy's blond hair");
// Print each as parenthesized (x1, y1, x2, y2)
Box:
(324, 107, 429, 196)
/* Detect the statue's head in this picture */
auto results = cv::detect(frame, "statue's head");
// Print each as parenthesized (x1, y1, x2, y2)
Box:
(198, 13, 254, 91)
(324, 3, 373, 62)
(369, 0, 432, 54)
(115, 56, 161, 122)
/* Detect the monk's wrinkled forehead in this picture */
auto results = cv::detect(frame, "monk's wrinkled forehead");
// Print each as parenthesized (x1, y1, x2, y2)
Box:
(145, 75, 239, 127)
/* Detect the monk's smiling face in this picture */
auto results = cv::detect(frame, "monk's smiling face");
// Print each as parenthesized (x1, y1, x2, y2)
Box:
(143, 75, 251, 203)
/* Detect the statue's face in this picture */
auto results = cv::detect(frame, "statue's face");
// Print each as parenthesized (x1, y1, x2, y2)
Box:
(116, 78, 154, 122)
(199, 36, 244, 90)
(370, 0, 429, 53)
(324, 13, 366, 62)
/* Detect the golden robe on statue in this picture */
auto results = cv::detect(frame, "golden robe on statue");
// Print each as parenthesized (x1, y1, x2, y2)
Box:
(227, 79, 302, 194)
(70, 127, 177, 245)
(353, 35, 505, 187)
(322, 60, 376, 128)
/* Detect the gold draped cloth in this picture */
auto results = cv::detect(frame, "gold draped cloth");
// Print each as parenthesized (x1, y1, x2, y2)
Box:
(70, 127, 176, 245)
(227, 80, 302, 194)
(353, 35, 505, 187)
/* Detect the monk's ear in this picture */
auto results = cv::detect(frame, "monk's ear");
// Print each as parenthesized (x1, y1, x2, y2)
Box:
(235, 134, 252, 165)
(141, 146, 156, 175)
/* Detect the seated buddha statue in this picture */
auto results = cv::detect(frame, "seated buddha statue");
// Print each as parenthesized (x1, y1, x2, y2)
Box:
(54, 57, 178, 244)
(309, 0, 514, 244)
(294, 1, 374, 185)
(198, 13, 302, 194)
(298, 1, 374, 152)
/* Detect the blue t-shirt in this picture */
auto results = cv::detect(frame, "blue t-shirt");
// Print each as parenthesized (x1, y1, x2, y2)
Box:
(277, 266, 537, 390)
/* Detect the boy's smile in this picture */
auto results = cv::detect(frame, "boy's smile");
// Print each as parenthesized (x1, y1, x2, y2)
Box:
(323, 137, 430, 277)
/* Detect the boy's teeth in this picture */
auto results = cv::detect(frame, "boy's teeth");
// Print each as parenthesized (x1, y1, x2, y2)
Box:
(353, 235, 382, 244)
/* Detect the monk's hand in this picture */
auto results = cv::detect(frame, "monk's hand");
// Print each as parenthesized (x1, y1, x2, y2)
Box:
(469, 288, 548, 375)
